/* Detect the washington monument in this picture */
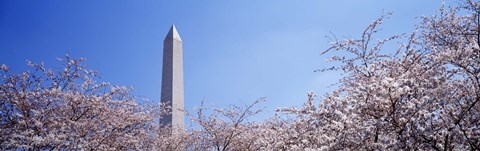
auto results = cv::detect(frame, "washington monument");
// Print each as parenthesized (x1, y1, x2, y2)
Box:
(160, 25, 184, 132)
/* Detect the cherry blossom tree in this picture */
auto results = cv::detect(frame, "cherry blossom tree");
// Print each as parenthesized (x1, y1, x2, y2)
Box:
(187, 99, 266, 151)
(265, 0, 480, 150)
(0, 55, 183, 150)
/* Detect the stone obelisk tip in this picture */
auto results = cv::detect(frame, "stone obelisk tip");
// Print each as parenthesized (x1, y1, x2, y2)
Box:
(166, 24, 182, 41)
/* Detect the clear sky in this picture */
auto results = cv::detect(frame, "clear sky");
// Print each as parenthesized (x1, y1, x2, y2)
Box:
(1, 1, 446, 122)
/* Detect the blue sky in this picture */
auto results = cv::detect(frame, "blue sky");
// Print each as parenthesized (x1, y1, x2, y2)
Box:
(1, 1, 445, 122)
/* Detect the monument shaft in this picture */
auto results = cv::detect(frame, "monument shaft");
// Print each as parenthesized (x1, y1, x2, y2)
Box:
(161, 25, 184, 131)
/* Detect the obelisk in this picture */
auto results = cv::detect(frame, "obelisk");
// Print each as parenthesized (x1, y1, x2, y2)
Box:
(161, 25, 184, 132)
